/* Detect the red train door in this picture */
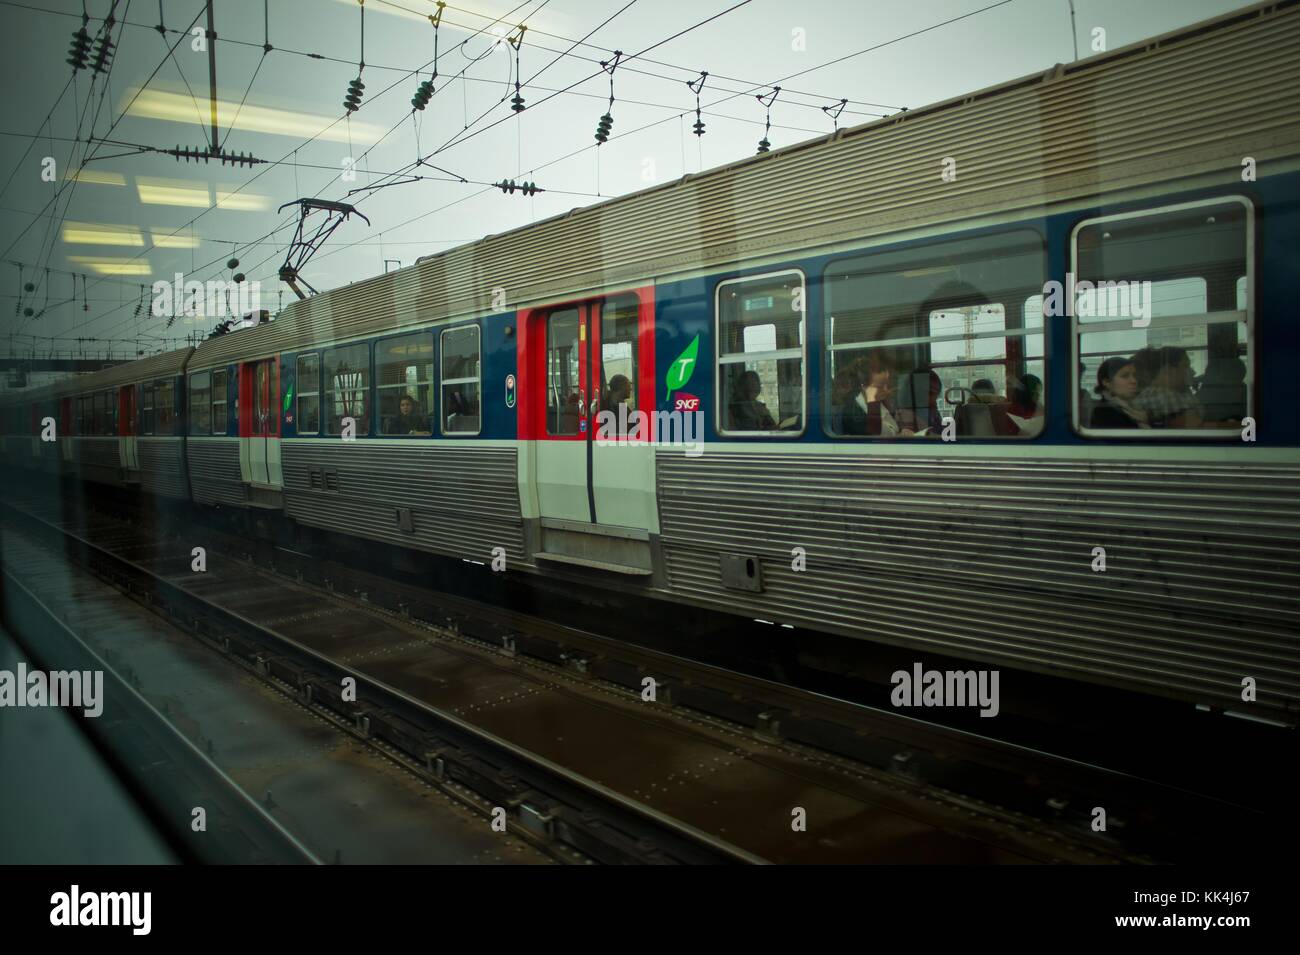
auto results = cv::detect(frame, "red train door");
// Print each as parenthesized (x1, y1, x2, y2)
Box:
(519, 287, 656, 572)
(118, 384, 138, 472)
(240, 357, 281, 487)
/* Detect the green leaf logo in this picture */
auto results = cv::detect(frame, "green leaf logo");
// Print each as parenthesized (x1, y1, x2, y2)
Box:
(665, 334, 700, 401)
(282, 381, 294, 414)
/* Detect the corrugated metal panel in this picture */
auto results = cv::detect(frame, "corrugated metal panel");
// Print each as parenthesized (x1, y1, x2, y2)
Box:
(44, 348, 194, 400)
(187, 438, 247, 506)
(137, 438, 187, 500)
(186, 2, 1300, 364)
(74, 437, 122, 486)
(655, 450, 1300, 714)
(280, 442, 528, 561)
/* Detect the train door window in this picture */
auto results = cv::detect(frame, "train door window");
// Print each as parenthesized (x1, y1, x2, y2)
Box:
(253, 362, 270, 435)
(155, 380, 175, 434)
(296, 354, 321, 435)
(440, 325, 480, 435)
(189, 372, 212, 436)
(376, 333, 434, 436)
(75, 397, 85, 435)
(546, 309, 581, 436)
(105, 390, 117, 435)
(716, 270, 805, 435)
(824, 230, 1045, 438)
(211, 370, 227, 434)
(141, 385, 154, 435)
(598, 297, 638, 427)
(324, 343, 370, 436)
(1072, 197, 1252, 434)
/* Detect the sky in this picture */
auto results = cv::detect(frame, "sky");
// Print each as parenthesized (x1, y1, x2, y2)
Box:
(0, 0, 1263, 366)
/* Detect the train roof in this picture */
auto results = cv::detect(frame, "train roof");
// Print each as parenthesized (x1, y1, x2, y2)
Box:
(1, 347, 194, 406)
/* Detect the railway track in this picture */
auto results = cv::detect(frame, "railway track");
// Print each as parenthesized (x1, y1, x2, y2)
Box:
(1, 489, 1273, 864)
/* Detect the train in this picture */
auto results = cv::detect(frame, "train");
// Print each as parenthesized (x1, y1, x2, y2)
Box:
(4, 0, 1299, 720)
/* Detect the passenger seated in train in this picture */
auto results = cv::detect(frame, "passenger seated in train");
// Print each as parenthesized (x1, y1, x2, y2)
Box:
(1131, 346, 1203, 428)
(1006, 373, 1045, 437)
(1196, 356, 1247, 424)
(838, 351, 916, 437)
(895, 368, 943, 435)
(1089, 356, 1149, 429)
(728, 370, 777, 431)
(386, 394, 432, 435)
(603, 374, 633, 414)
(600, 374, 635, 435)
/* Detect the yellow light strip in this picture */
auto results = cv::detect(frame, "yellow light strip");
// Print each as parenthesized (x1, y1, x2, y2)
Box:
(67, 256, 153, 276)
(62, 222, 145, 246)
(124, 88, 383, 144)
(64, 168, 127, 186)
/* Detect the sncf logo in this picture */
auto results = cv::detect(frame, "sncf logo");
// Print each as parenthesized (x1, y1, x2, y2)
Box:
(673, 393, 700, 412)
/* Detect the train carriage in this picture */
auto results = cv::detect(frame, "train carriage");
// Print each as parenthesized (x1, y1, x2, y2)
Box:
(4, 0, 1299, 719)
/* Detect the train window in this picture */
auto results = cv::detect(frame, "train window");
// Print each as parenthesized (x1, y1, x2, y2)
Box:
(75, 397, 85, 435)
(716, 270, 805, 435)
(189, 372, 212, 436)
(155, 380, 175, 435)
(141, 385, 154, 435)
(376, 333, 434, 436)
(599, 297, 638, 429)
(211, 370, 227, 434)
(324, 343, 370, 436)
(1072, 198, 1252, 434)
(296, 354, 321, 435)
(824, 230, 1046, 438)
(546, 309, 581, 436)
(440, 325, 480, 436)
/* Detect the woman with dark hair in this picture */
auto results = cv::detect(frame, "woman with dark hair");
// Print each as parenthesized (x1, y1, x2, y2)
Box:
(839, 350, 914, 436)
(1089, 356, 1149, 429)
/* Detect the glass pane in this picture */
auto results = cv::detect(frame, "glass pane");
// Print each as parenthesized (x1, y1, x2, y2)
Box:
(826, 231, 1045, 438)
(1076, 201, 1250, 432)
(190, 373, 211, 435)
(297, 395, 320, 435)
(1080, 320, 1246, 429)
(211, 371, 227, 434)
(600, 298, 638, 421)
(547, 310, 581, 436)
(324, 344, 370, 435)
(296, 354, 320, 434)
(440, 325, 479, 435)
(718, 273, 804, 433)
(296, 354, 319, 395)
(1075, 201, 1246, 323)
(722, 359, 802, 432)
(156, 381, 174, 433)
(719, 274, 803, 357)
